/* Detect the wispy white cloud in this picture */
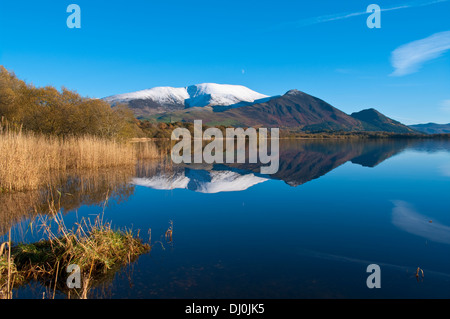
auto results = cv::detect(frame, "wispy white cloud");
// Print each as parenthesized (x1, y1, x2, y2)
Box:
(440, 99, 450, 113)
(390, 31, 450, 76)
(278, 0, 448, 28)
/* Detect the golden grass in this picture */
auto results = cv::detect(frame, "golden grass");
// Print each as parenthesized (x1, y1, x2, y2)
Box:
(0, 122, 166, 192)
(0, 122, 167, 298)
(133, 139, 163, 160)
(0, 206, 151, 299)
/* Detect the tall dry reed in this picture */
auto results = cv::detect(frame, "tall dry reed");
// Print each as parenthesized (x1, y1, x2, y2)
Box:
(1, 207, 151, 299)
(133, 140, 166, 160)
(0, 124, 136, 192)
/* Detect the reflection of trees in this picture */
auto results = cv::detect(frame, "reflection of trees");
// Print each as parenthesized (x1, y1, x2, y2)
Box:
(0, 167, 136, 236)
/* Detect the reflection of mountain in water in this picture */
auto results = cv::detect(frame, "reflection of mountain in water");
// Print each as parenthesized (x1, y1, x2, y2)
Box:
(269, 140, 404, 186)
(132, 165, 268, 193)
(133, 139, 450, 192)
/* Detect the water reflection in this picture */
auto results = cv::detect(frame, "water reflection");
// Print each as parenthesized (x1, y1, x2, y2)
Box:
(0, 167, 135, 236)
(440, 163, 450, 177)
(0, 167, 143, 299)
(4, 139, 447, 230)
(132, 166, 268, 193)
(2, 138, 450, 298)
(134, 139, 449, 192)
(392, 200, 450, 245)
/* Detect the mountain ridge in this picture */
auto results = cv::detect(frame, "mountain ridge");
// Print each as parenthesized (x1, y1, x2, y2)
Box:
(103, 83, 269, 116)
(409, 123, 450, 134)
(350, 108, 416, 134)
(103, 83, 419, 134)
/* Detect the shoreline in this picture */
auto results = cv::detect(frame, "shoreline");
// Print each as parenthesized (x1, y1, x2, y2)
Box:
(130, 133, 450, 142)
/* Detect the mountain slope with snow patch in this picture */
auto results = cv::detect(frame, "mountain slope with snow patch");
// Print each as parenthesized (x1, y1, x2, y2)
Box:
(103, 83, 270, 117)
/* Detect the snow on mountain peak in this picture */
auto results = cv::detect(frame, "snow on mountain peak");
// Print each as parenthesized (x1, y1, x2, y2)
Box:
(104, 86, 189, 106)
(185, 83, 269, 108)
(104, 83, 269, 109)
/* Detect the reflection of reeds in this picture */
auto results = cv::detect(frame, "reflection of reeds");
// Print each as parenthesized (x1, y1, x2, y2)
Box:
(0, 124, 171, 298)
(0, 167, 136, 237)
(136, 156, 174, 177)
(0, 191, 42, 237)
(0, 121, 171, 234)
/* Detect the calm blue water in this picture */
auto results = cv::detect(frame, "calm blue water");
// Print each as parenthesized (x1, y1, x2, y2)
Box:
(6, 139, 450, 298)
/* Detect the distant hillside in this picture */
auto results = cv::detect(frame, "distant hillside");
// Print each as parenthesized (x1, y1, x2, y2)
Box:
(409, 123, 450, 134)
(155, 90, 364, 132)
(350, 108, 416, 134)
(219, 90, 363, 131)
(155, 91, 416, 133)
(103, 83, 417, 134)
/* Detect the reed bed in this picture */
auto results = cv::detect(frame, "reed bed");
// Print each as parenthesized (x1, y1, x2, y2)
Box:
(0, 122, 165, 298)
(133, 140, 161, 160)
(0, 123, 166, 192)
(133, 139, 169, 160)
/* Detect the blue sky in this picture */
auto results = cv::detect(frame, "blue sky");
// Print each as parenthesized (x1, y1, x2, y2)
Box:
(0, 0, 449, 124)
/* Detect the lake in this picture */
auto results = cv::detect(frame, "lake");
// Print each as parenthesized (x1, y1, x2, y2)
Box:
(2, 138, 450, 299)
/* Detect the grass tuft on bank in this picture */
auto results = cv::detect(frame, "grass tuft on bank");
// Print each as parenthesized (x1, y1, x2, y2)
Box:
(0, 211, 150, 299)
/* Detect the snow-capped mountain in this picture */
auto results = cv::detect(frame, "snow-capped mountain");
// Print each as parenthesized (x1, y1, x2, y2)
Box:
(104, 86, 189, 106)
(103, 83, 270, 116)
(104, 83, 414, 133)
(184, 83, 269, 108)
